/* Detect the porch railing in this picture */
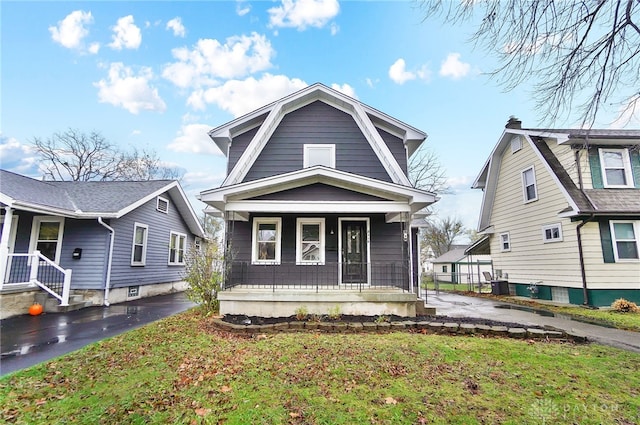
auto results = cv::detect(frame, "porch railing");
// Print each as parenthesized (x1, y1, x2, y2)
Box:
(224, 261, 411, 292)
(3, 251, 71, 306)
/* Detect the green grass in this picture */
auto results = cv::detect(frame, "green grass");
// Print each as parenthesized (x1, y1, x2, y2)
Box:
(2, 309, 639, 424)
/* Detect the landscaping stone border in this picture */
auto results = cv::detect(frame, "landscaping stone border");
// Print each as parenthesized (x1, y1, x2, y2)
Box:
(211, 318, 585, 343)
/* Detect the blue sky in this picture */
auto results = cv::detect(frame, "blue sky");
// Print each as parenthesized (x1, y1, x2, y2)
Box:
(1, 1, 636, 236)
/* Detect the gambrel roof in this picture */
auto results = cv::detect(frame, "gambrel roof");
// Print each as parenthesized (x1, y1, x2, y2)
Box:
(209, 83, 427, 187)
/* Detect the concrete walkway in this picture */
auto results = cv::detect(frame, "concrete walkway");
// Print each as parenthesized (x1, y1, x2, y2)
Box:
(0, 292, 195, 376)
(425, 291, 640, 354)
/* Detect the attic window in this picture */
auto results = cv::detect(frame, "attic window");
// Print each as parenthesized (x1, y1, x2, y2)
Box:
(157, 196, 169, 213)
(510, 137, 522, 153)
(304, 144, 335, 168)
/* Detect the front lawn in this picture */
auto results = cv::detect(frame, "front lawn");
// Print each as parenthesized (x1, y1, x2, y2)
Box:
(2, 309, 639, 424)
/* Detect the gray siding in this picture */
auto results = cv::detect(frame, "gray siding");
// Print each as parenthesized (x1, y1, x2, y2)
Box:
(379, 128, 408, 174)
(228, 126, 260, 174)
(243, 101, 393, 183)
(58, 219, 109, 290)
(249, 183, 387, 201)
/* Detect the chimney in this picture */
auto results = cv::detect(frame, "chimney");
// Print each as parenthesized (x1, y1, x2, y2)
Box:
(506, 116, 522, 129)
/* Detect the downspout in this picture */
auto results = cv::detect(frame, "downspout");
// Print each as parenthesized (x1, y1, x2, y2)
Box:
(97, 217, 115, 306)
(574, 146, 594, 306)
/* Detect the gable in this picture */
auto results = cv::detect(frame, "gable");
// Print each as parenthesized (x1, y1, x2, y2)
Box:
(247, 183, 388, 202)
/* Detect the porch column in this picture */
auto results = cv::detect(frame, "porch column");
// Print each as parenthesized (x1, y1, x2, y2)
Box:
(0, 207, 14, 288)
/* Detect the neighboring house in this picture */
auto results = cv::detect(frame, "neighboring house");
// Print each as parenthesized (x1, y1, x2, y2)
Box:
(421, 244, 436, 273)
(469, 118, 640, 306)
(199, 83, 438, 317)
(432, 245, 492, 286)
(0, 170, 205, 319)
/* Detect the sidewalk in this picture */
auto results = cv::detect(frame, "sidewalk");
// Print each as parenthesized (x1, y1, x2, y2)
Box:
(1, 292, 195, 376)
(425, 291, 640, 354)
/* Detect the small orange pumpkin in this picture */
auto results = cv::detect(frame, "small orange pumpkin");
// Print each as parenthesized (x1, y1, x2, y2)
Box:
(29, 303, 43, 316)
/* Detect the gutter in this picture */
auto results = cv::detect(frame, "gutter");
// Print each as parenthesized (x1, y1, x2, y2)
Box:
(97, 217, 115, 306)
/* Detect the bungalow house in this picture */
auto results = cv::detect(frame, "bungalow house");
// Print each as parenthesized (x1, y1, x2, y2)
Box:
(199, 83, 438, 317)
(470, 118, 640, 306)
(0, 170, 205, 319)
(431, 244, 492, 288)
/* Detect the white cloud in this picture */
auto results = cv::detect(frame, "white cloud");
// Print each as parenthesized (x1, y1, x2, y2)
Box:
(94, 62, 166, 114)
(0, 135, 39, 174)
(187, 74, 307, 117)
(329, 22, 339, 35)
(331, 83, 357, 99)
(109, 15, 142, 50)
(439, 53, 471, 80)
(49, 10, 94, 51)
(365, 78, 379, 88)
(88, 42, 100, 54)
(168, 124, 219, 155)
(162, 32, 275, 89)
(388, 59, 430, 85)
(166, 17, 186, 37)
(236, 1, 251, 16)
(131, 130, 142, 135)
(268, 0, 340, 30)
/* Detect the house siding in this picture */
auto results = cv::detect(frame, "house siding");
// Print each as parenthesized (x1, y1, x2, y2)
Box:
(57, 219, 110, 290)
(489, 138, 583, 288)
(248, 183, 387, 201)
(109, 191, 194, 288)
(243, 101, 392, 183)
(379, 128, 407, 174)
(228, 126, 260, 175)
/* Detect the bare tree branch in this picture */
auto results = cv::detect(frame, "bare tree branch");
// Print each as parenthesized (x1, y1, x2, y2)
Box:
(408, 145, 450, 194)
(420, 216, 466, 257)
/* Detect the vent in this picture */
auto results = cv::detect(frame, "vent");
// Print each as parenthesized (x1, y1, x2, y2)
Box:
(511, 137, 522, 153)
(128, 286, 140, 298)
(156, 196, 169, 213)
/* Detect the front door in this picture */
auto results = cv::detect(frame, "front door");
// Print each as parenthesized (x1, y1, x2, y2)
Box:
(341, 220, 368, 284)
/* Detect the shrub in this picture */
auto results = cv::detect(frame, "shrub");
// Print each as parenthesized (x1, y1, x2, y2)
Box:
(611, 298, 639, 313)
(295, 305, 309, 321)
(183, 243, 225, 314)
(328, 305, 342, 320)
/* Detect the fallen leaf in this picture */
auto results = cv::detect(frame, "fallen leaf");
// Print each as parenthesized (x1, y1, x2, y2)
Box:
(195, 407, 211, 416)
(220, 385, 232, 393)
(384, 397, 398, 405)
(289, 412, 301, 418)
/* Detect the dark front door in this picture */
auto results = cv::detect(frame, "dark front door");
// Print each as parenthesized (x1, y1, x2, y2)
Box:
(341, 220, 367, 284)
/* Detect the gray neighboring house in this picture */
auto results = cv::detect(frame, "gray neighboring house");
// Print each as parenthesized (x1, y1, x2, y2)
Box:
(199, 83, 438, 317)
(432, 245, 492, 286)
(0, 170, 205, 319)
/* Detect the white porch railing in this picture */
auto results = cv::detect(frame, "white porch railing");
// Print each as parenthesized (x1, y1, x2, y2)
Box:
(2, 251, 71, 306)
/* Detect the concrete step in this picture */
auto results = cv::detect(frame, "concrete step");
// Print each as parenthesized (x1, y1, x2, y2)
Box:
(41, 293, 93, 314)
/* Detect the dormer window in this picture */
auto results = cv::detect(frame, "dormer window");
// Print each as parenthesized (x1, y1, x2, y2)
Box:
(304, 144, 335, 168)
(599, 148, 634, 188)
(157, 196, 169, 213)
(510, 137, 522, 153)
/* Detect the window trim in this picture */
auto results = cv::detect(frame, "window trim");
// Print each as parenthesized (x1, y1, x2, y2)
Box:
(252, 217, 282, 265)
(510, 137, 522, 153)
(303, 144, 336, 168)
(296, 218, 325, 265)
(156, 196, 169, 213)
(168, 231, 187, 266)
(609, 220, 640, 262)
(542, 223, 563, 243)
(131, 222, 149, 266)
(521, 166, 538, 203)
(28, 216, 65, 264)
(500, 232, 511, 252)
(599, 148, 634, 188)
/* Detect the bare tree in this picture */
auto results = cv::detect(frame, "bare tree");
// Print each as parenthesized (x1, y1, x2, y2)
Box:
(421, 216, 465, 257)
(419, 0, 640, 127)
(33, 128, 184, 181)
(408, 145, 450, 193)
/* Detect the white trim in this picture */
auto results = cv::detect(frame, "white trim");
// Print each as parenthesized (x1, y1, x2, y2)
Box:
(598, 148, 634, 188)
(521, 165, 538, 203)
(28, 216, 65, 264)
(499, 232, 511, 252)
(296, 218, 325, 265)
(156, 196, 169, 214)
(542, 223, 563, 243)
(131, 222, 148, 266)
(226, 201, 411, 214)
(609, 220, 640, 262)
(168, 231, 187, 265)
(303, 144, 335, 168)
(252, 217, 282, 265)
(0, 212, 19, 285)
(338, 217, 371, 285)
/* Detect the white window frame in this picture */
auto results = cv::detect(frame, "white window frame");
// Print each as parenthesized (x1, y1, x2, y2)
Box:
(168, 231, 187, 265)
(252, 217, 282, 265)
(296, 218, 325, 265)
(194, 237, 202, 252)
(131, 223, 149, 266)
(156, 196, 169, 213)
(609, 220, 640, 262)
(303, 144, 336, 168)
(542, 223, 563, 243)
(521, 166, 538, 203)
(599, 148, 634, 188)
(500, 232, 511, 252)
(28, 216, 65, 264)
(510, 137, 522, 153)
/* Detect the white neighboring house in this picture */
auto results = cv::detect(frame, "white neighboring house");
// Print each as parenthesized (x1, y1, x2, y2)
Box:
(469, 118, 640, 306)
(431, 245, 492, 287)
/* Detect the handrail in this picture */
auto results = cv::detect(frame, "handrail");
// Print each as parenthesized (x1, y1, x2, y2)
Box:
(5, 251, 71, 306)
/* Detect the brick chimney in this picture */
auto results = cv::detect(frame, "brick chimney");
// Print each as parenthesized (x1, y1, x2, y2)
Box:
(506, 116, 522, 129)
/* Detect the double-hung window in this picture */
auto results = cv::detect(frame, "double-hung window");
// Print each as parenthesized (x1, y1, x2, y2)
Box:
(296, 218, 325, 264)
(131, 223, 148, 266)
(169, 232, 186, 265)
(252, 218, 281, 264)
(542, 223, 563, 243)
(29, 216, 65, 263)
(609, 221, 639, 261)
(522, 166, 538, 202)
(303, 144, 335, 168)
(500, 232, 511, 252)
(599, 148, 634, 188)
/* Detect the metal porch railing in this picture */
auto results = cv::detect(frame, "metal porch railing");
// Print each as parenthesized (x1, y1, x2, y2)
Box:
(3, 251, 72, 306)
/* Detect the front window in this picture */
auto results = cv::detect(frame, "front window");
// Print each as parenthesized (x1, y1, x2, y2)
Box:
(500, 233, 511, 252)
(252, 218, 281, 264)
(168, 232, 186, 265)
(304, 144, 335, 168)
(542, 223, 563, 243)
(131, 223, 148, 266)
(610, 221, 639, 261)
(522, 166, 538, 202)
(599, 148, 634, 188)
(296, 218, 325, 264)
(30, 217, 64, 263)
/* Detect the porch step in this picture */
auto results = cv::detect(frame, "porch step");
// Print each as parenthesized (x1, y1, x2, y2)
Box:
(416, 300, 436, 316)
(41, 293, 93, 314)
